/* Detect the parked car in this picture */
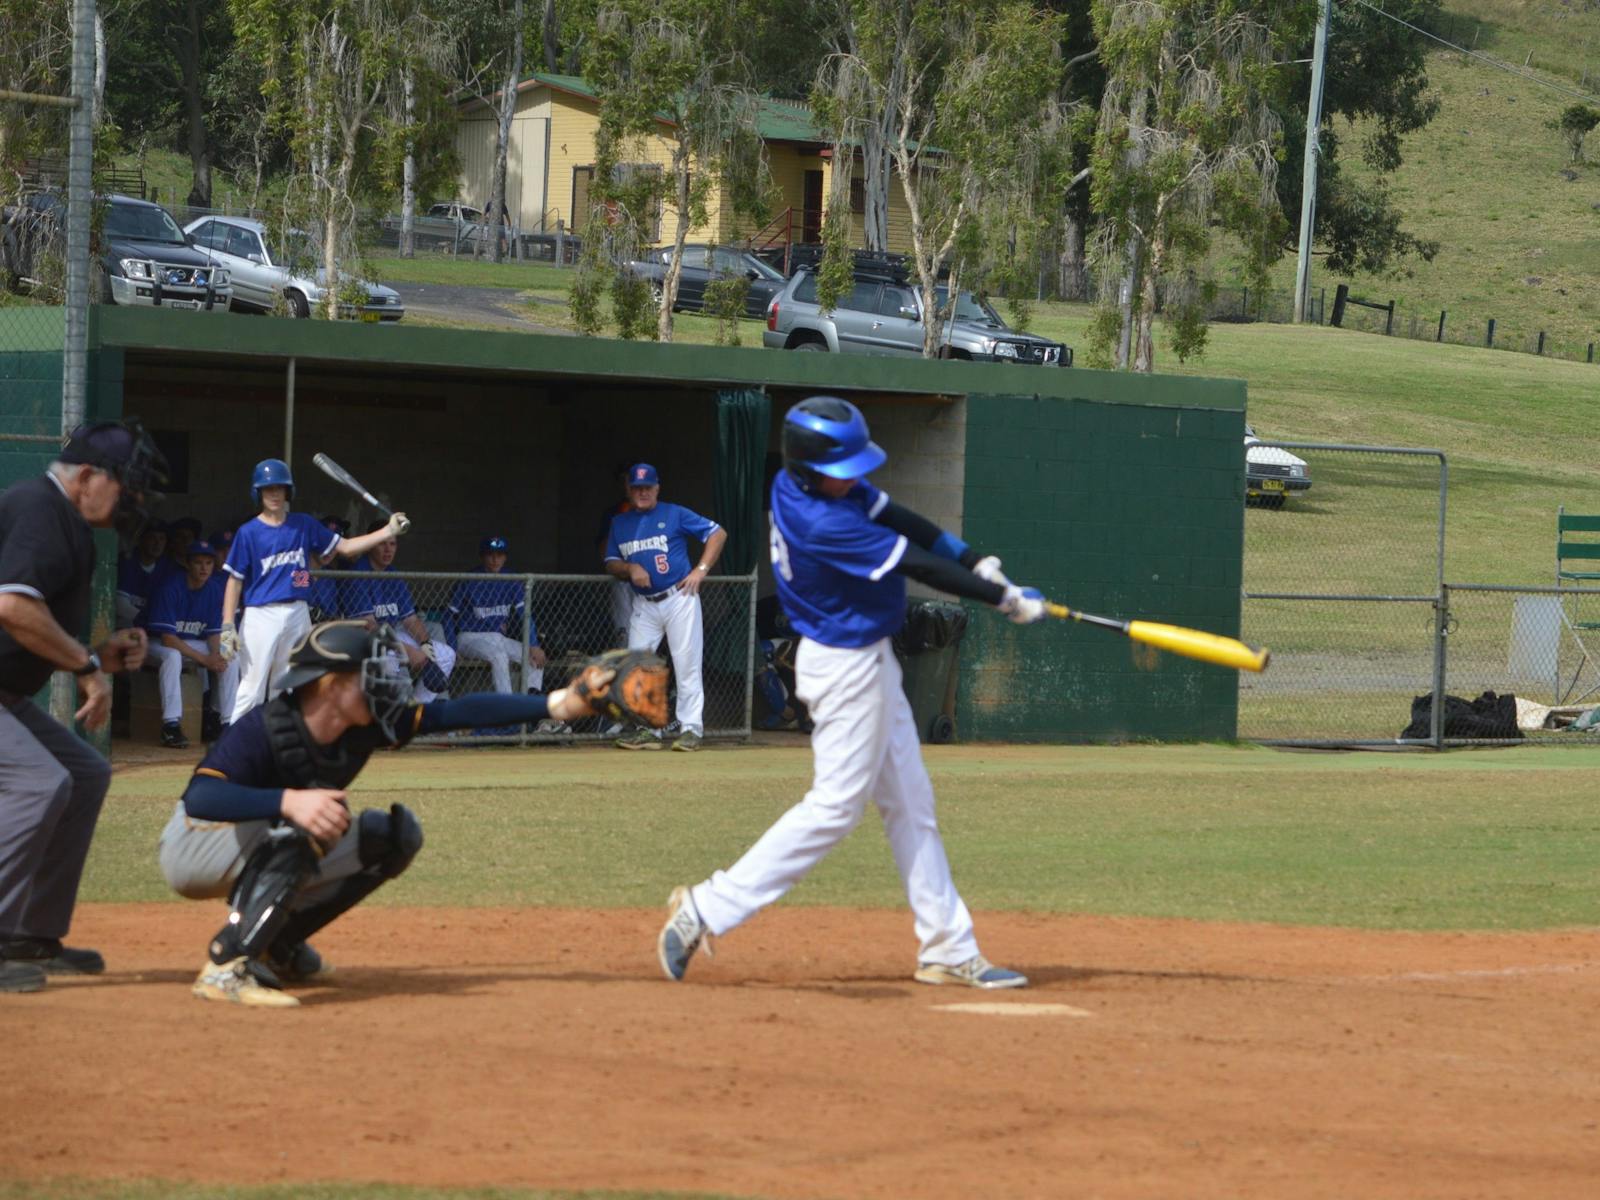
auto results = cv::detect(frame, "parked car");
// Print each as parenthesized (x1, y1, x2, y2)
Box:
(763, 267, 1071, 365)
(183, 215, 404, 321)
(381, 200, 486, 245)
(626, 243, 788, 318)
(1244, 423, 1311, 508)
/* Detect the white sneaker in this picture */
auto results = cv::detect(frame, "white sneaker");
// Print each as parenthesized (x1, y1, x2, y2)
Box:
(913, 955, 1028, 990)
(192, 956, 301, 1007)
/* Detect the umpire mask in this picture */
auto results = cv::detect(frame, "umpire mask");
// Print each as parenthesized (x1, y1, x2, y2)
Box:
(60, 418, 171, 551)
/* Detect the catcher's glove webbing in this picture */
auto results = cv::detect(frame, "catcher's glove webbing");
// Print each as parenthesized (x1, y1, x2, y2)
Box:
(571, 650, 670, 729)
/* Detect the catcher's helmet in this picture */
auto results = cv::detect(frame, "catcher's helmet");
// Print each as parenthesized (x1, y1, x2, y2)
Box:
(782, 396, 886, 484)
(60, 417, 171, 551)
(275, 620, 414, 743)
(251, 458, 295, 506)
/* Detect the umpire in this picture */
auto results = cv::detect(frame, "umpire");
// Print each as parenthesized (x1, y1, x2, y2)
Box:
(0, 419, 167, 995)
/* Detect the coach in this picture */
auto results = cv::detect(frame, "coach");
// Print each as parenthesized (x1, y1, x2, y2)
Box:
(0, 420, 166, 995)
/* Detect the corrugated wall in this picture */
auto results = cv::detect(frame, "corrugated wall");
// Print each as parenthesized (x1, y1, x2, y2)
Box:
(958, 390, 1246, 743)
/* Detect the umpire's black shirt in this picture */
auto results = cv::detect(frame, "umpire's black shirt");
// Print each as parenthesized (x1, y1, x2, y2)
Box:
(0, 473, 94, 695)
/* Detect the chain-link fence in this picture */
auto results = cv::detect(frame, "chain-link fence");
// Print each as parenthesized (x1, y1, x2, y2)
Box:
(1239, 443, 1448, 746)
(313, 569, 755, 745)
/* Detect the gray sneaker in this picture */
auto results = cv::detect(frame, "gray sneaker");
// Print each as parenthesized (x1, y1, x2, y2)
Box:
(615, 728, 663, 750)
(913, 955, 1028, 990)
(671, 730, 702, 752)
(657, 886, 713, 980)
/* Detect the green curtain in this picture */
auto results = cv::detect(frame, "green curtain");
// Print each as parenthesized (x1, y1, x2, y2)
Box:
(712, 386, 771, 576)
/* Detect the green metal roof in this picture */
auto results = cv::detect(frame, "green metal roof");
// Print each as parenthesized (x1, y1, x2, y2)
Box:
(522, 72, 824, 144)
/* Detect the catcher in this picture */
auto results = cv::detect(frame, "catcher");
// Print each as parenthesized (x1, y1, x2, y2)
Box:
(158, 621, 667, 1007)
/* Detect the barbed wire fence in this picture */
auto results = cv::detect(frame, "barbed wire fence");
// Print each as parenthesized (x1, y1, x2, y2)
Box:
(312, 569, 756, 746)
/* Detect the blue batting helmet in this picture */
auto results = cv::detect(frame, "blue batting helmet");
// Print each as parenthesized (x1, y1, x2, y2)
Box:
(782, 397, 886, 482)
(251, 458, 294, 506)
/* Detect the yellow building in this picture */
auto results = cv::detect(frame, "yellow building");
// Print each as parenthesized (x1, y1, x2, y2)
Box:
(453, 72, 916, 255)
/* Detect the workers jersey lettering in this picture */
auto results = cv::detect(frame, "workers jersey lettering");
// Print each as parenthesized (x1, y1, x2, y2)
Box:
(606, 503, 720, 594)
(146, 574, 225, 640)
(223, 514, 340, 607)
(341, 559, 417, 624)
(768, 471, 908, 648)
(448, 570, 531, 639)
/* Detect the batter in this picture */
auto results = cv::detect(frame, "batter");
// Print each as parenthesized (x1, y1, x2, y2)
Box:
(657, 397, 1045, 988)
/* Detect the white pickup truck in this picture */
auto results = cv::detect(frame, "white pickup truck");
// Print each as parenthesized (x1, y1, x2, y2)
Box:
(382, 201, 485, 245)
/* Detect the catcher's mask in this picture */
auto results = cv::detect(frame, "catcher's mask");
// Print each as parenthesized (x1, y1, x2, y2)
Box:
(59, 418, 170, 551)
(276, 620, 415, 743)
(782, 396, 886, 490)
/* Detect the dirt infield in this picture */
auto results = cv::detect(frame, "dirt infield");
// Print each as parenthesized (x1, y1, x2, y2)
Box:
(6, 903, 1599, 1199)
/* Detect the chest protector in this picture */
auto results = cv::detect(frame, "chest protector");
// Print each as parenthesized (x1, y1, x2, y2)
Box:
(263, 696, 367, 790)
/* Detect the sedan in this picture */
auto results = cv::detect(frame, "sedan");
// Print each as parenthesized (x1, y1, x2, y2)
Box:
(626, 243, 786, 318)
(183, 215, 404, 321)
(1244, 423, 1312, 509)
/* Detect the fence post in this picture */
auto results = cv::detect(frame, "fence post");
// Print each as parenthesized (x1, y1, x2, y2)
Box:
(520, 574, 533, 747)
(1486, 318, 1495, 348)
(1432, 583, 1450, 750)
(1437, 310, 1446, 342)
(1318, 287, 1325, 324)
(1330, 283, 1348, 327)
(1589, 342, 1594, 363)
(1384, 300, 1395, 336)
(1241, 286, 1248, 321)
(1537, 330, 1546, 355)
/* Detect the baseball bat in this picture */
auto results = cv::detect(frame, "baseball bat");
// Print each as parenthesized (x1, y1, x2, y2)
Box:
(1045, 602, 1270, 673)
(310, 453, 410, 533)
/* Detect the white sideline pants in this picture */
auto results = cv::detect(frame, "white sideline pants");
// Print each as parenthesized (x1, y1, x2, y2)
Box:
(392, 626, 456, 703)
(147, 639, 239, 723)
(628, 587, 703, 736)
(691, 636, 979, 967)
(229, 601, 311, 723)
(457, 631, 542, 694)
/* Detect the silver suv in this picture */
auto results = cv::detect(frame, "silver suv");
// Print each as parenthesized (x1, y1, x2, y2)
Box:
(763, 269, 1070, 365)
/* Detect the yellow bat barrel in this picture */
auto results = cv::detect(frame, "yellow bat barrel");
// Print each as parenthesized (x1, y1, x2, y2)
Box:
(1126, 621, 1270, 673)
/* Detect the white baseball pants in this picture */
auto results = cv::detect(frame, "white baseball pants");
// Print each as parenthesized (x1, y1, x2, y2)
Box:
(146, 640, 240, 723)
(229, 601, 311, 723)
(457, 631, 542, 694)
(628, 587, 703, 736)
(392, 626, 456, 703)
(690, 636, 980, 968)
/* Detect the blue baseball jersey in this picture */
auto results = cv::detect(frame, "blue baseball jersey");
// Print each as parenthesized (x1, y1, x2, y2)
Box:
(342, 559, 417, 624)
(606, 502, 720, 594)
(307, 573, 341, 620)
(115, 555, 176, 625)
(223, 513, 340, 607)
(448, 569, 530, 639)
(768, 471, 907, 648)
(146, 573, 226, 640)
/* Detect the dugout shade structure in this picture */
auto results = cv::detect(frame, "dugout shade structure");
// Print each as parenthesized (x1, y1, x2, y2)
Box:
(2, 307, 1247, 747)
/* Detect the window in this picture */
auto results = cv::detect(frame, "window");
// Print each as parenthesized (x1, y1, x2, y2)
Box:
(678, 246, 708, 269)
(843, 280, 881, 313)
(850, 177, 865, 216)
(712, 248, 745, 275)
(188, 220, 216, 248)
(224, 225, 261, 260)
(793, 273, 819, 303)
(878, 286, 917, 318)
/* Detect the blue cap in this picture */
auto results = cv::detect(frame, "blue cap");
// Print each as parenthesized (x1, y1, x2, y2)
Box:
(627, 463, 659, 487)
(480, 536, 508, 553)
(187, 539, 219, 560)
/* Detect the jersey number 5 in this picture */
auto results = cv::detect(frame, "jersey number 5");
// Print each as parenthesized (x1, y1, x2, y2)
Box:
(769, 517, 793, 582)
(655, 553, 670, 575)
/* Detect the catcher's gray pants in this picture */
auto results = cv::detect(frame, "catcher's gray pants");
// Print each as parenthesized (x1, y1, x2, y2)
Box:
(158, 802, 367, 905)
(0, 696, 113, 941)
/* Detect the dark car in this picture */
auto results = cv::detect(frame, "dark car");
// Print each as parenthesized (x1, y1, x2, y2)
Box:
(626, 243, 787, 317)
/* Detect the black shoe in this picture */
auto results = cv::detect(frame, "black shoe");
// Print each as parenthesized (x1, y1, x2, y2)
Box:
(160, 722, 190, 750)
(0, 961, 46, 993)
(201, 710, 222, 743)
(265, 938, 331, 984)
(0, 936, 105, 975)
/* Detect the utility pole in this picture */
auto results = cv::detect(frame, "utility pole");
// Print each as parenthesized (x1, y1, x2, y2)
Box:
(1294, 0, 1331, 324)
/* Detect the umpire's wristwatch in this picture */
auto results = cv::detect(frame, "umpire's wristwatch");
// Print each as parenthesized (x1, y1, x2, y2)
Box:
(73, 652, 102, 676)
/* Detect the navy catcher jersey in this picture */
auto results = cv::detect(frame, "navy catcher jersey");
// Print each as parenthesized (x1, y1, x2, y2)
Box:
(224, 513, 340, 606)
(768, 471, 907, 648)
(145, 574, 225, 640)
(341, 560, 417, 624)
(606, 502, 720, 594)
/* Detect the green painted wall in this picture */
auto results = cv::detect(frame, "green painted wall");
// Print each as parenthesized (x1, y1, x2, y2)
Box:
(958, 389, 1247, 743)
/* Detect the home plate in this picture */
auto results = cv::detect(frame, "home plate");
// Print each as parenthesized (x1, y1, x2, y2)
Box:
(935, 1002, 1092, 1018)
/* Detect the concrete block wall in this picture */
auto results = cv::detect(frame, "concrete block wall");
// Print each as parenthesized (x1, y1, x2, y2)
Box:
(957, 392, 1245, 743)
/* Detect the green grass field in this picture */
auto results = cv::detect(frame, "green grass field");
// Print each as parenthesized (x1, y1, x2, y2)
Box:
(89, 743, 1600, 931)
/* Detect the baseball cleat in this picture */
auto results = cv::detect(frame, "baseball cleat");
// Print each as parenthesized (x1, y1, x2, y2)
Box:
(1, 936, 105, 975)
(657, 886, 713, 981)
(192, 956, 301, 1007)
(671, 730, 702, 752)
(914, 955, 1028, 990)
(265, 939, 333, 984)
(0, 961, 46, 993)
(616, 728, 663, 750)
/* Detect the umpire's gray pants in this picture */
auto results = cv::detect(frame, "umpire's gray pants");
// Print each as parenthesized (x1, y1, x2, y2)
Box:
(0, 697, 113, 941)
(158, 803, 367, 906)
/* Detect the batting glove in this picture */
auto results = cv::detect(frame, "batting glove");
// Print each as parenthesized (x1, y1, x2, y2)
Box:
(218, 623, 240, 661)
(1000, 585, 1047, 625)
(973, 555, 1012, 587)
(387, 512, 411, 537)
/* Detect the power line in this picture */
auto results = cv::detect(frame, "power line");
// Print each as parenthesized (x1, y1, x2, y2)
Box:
(1350, 0, 1600, 106)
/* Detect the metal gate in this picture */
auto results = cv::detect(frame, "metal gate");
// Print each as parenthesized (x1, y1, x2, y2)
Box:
(1238, 443, 1448, 746)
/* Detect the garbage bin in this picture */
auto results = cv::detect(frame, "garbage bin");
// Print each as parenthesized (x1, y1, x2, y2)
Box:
(893, 600, 969, 744)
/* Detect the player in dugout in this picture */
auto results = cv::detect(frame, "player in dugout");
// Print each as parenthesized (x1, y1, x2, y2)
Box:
(160, 620, 641, 1007)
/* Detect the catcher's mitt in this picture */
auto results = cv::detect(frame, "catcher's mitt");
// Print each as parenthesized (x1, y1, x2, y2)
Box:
(571, 649, 670, 729)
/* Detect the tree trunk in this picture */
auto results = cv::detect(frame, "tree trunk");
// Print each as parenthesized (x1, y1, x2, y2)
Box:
(862, 135, 890, 252)
(487, 0, 524, 264)
(179, 0, 211, 208)
(1115, 232, 1140, 369)
(92, 10, 105, 128)
(400, 62, 417, 258)
(659, 140, 691, 342)
(1060, 214, 1085, 301)
(542, 0, 558, 73)
(1133, 237, 1160, 372)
